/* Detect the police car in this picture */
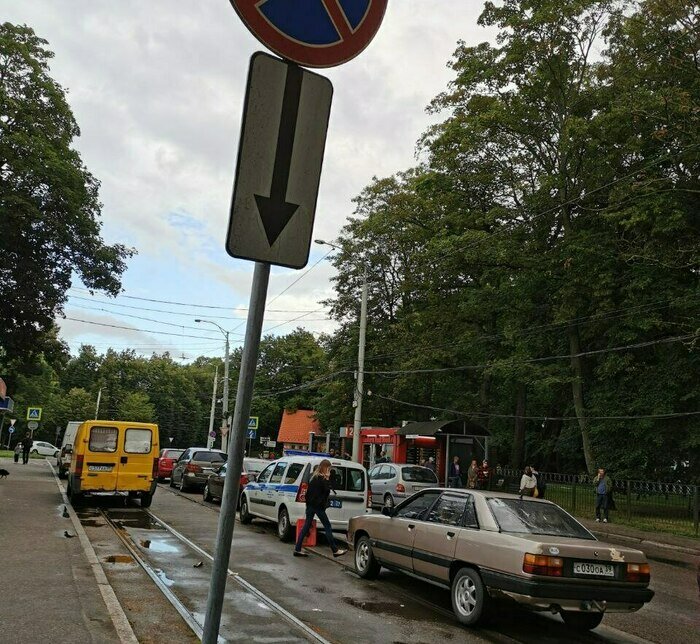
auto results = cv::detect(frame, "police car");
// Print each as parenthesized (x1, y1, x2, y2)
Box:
(239, 451, 372, 541)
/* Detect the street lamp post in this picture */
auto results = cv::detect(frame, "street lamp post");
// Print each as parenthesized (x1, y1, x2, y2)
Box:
(196, 320, 230, 451)
(315, 239, 367, 463)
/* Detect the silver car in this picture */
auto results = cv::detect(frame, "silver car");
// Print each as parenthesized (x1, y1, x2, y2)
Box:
(170, 447, 226, 492)
(368, 463, 438, 510)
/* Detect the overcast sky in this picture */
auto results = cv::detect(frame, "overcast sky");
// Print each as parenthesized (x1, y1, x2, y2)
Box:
(3, 1, 491, 361)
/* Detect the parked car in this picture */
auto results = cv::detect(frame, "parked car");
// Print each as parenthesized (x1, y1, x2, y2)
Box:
(348, 489, 653, 631)
(56, 421, 82, 478)
(239, 451, 372, 541)
(67, 421, 160, 508)
(368, 463, 438, 510)
(156, 448, 185, 481)
(30, 441, 60, 457)
(170, 448, 226, 492)
(203, 460, 250, 504)
(243, 457, 268, 482)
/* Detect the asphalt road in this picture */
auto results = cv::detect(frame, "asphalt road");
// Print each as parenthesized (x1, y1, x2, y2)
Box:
(130, 483, 700, 644)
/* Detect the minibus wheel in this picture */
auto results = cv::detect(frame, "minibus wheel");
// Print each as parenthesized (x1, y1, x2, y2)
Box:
(141, 492, 153, 508)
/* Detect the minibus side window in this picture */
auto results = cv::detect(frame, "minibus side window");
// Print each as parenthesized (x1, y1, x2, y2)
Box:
(125, 429, 152, 454)
(89, 426, 118, 453)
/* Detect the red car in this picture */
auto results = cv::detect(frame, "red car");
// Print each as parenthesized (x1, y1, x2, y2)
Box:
(157, 448, 185, 481)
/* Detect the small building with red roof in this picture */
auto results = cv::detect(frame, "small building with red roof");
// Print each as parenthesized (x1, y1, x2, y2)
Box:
(276, 409, 324, 451)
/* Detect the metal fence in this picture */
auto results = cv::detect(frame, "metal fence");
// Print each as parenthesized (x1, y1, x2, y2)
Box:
(489, 467, 699, 538)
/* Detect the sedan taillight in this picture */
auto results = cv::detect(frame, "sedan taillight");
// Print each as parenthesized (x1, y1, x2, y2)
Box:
(185, 463, 202, 474)
(523, 553, 563, 577)
(396, 483, 406, 493)
(240, 474, 249, 487)
(626, 563, 650, 583)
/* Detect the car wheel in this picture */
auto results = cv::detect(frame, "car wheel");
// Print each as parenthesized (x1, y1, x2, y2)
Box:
(561, 611, 604, 631)
(239, 496, 252, 524)
(169, 473, 176, 487)
(277, 507, 292, 541)
(451, 567, 489, 626)
(383, 494, 395, 511)
(179, 476, 189, 493)
(54, 451, 59, 458)
(203, 484, 213, 503)
(355, 535, 381, 579)
(67, 481, 83, 508)
(31, 449, 38, 455)
(140, 492, 153, 508)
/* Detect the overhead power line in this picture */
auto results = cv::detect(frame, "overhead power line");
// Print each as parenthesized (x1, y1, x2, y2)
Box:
(364, 332, 700, 375)
(61, 316, 238, 341)
(373, 393, 700, 422)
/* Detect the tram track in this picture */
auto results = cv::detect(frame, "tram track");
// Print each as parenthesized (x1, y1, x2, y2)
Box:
(95, 505, 331, 644)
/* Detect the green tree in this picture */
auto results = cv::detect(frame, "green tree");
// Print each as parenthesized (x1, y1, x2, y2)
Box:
(117, 392, 155, 423)
(0, 23, 133, 362)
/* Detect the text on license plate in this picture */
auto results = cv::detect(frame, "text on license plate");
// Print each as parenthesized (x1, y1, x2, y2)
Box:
(574, 562, 614, 577)
(88, 465, 113, 472)
(328, 499, 342, 508)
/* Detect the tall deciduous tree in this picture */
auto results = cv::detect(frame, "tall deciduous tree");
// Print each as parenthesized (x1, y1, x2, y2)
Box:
(0, 23, 133, 362)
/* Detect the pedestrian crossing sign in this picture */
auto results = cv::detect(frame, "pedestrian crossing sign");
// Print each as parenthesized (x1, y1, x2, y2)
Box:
(248, 417, 259, 430)
(26, 407, 42, 421)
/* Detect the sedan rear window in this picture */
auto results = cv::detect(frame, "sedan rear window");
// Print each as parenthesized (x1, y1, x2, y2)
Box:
(402, 466, 438, 483)
(192, 451, 227, 463)
(163, 449, 184, 459)
(488, 498, 594, 539)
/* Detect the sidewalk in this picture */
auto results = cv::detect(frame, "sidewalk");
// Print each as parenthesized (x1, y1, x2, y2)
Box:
(0, 457, 122, 643)
(579, 517, 700, 564)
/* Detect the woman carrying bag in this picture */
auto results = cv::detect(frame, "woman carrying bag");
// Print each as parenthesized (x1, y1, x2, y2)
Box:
(293, 459, 347, 558)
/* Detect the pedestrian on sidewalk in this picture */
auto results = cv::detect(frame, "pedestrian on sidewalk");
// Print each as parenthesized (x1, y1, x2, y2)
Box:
(21, 432, 32, 464)
(477, 459, 491, 489)
(448, 456, 462, 488)
(13, 441, 21, 463)
(293, 459, 347, 559)
(532, 466, 547, 499)
(519, 466, 538, 497)
(593, 468, 612, 523)
(467, 459, 479, 489)
(424, 456, 436, 474)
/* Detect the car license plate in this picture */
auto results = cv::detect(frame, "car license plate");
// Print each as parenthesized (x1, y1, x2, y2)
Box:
(574, 562, 615, 577)
(328, 498, 342, 508)
(88, 465, 113, 472)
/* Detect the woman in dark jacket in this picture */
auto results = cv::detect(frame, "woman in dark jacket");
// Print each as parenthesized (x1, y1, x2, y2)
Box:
(293, 459, 347, 558)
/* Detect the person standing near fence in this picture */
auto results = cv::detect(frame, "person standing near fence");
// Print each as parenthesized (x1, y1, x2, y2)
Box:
(449, 456, 463, 488)
(519, 466, 538, 497)
(593, 467, 611, 523)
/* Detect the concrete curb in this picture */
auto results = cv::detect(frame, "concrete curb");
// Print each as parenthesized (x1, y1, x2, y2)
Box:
(48, 462, 138, 644)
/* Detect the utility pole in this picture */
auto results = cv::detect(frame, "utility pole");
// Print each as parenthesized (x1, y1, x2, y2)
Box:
(352, 268, 368, 463)
(94, 387, 103, 420)
(222, 333, 230, 452)
(196, 320, 230, 451)
(207, 366, 219, 450)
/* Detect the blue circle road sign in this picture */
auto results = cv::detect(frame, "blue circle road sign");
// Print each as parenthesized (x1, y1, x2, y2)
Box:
(230, 0, 388, 68)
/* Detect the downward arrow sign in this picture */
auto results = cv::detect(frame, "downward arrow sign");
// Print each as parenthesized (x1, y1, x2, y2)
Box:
(254, 63, 303, 246)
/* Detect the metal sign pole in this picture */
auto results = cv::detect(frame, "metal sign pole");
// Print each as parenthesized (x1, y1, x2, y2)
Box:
(202, 261, 270, 644)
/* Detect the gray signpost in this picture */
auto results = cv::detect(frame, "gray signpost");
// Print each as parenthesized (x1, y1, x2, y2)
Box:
(202, 52, 332, 644)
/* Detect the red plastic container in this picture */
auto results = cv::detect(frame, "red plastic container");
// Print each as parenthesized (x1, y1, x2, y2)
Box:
(295, 518, 317, 547)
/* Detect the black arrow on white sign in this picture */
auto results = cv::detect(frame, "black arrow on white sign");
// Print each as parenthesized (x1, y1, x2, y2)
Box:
(254, 64, 303, 246)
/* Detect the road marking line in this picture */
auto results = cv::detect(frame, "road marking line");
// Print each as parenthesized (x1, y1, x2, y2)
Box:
(48, 462, 138, 644)
(147, 509, 332, 644)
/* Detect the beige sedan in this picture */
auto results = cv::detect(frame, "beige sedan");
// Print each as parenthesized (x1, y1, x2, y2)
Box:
(347, 489, 653, 631)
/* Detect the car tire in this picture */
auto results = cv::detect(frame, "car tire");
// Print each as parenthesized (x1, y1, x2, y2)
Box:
(203, 484, 213, 503)
(561, 611, 604, 631)
(354, 535, 381, 579)
(239, 496, 252, 524)
(179, 477, 189, 493)
(31, 449, 38, 455)
(169, 474, 176, 488)
(67, 481, 83, 508)
(141, 492, 153, 508)
(53, 451, 59, 458)
(58, 468, 67, 480)
(383, 494, 395, 511)
(451, 567, 489, 626)
(277, 507, 292, 542)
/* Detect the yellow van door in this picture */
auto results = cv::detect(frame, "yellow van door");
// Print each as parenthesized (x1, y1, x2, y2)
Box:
(84, 425, 120, 491)
(117, 426, 157, 492)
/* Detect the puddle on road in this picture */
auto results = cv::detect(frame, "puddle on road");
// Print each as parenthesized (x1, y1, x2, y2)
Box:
(145, 539, 179, 554)
(343, 597, 408, 616)
(154, 568, 175, 587)
(108, 509, 161, 530)
(105, 554, 134, 564)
